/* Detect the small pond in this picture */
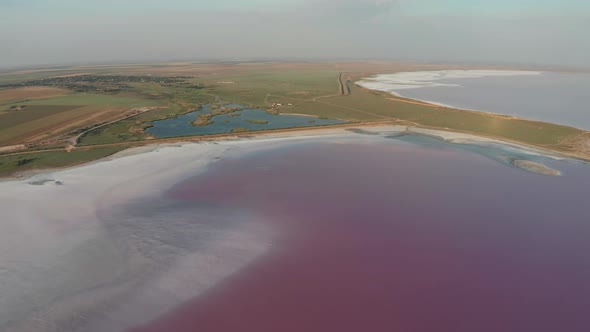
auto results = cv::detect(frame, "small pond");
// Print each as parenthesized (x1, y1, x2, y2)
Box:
(146, 104, 346, 138)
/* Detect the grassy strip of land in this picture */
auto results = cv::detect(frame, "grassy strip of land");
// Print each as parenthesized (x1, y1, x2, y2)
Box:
(0, 146, 128, 178)
(188, 105, 243, 127)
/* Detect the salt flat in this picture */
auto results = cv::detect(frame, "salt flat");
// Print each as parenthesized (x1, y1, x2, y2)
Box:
(357, 70, 590, 129)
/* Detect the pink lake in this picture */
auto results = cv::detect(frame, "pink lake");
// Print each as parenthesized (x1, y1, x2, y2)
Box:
(131, 138, 590, 332)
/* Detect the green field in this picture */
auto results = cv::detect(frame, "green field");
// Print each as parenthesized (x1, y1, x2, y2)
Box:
(201, 70, 340, 105)
(79, 118, 152, 145)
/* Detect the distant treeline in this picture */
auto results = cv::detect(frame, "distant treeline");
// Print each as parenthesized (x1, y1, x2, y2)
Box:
(1, 75, 205, 93)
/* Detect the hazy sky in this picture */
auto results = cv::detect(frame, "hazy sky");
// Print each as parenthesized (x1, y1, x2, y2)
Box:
(0, 0, 588, 68)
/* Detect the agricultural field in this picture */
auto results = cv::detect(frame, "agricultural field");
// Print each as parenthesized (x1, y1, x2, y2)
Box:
(0, 91, 161, 146)
(0, 86, 69, 104)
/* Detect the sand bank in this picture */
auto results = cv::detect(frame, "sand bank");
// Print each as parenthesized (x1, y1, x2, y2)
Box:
(512, 160, 561, 176)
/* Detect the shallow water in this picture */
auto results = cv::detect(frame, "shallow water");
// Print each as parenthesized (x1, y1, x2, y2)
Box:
(146, 104, 345, 138)
(132, 135, 590, 332)
(358, 71, 590, 129)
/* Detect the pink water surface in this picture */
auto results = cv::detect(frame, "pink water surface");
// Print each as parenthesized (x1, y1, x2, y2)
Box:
(132, 140, 590, 332)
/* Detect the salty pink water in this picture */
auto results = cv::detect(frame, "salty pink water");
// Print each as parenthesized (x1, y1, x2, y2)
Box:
(132, 141, 590, 332)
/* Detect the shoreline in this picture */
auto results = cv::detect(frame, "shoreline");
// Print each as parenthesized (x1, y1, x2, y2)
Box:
(1, 122, 587, 182)
(1, 123, 579, 183)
